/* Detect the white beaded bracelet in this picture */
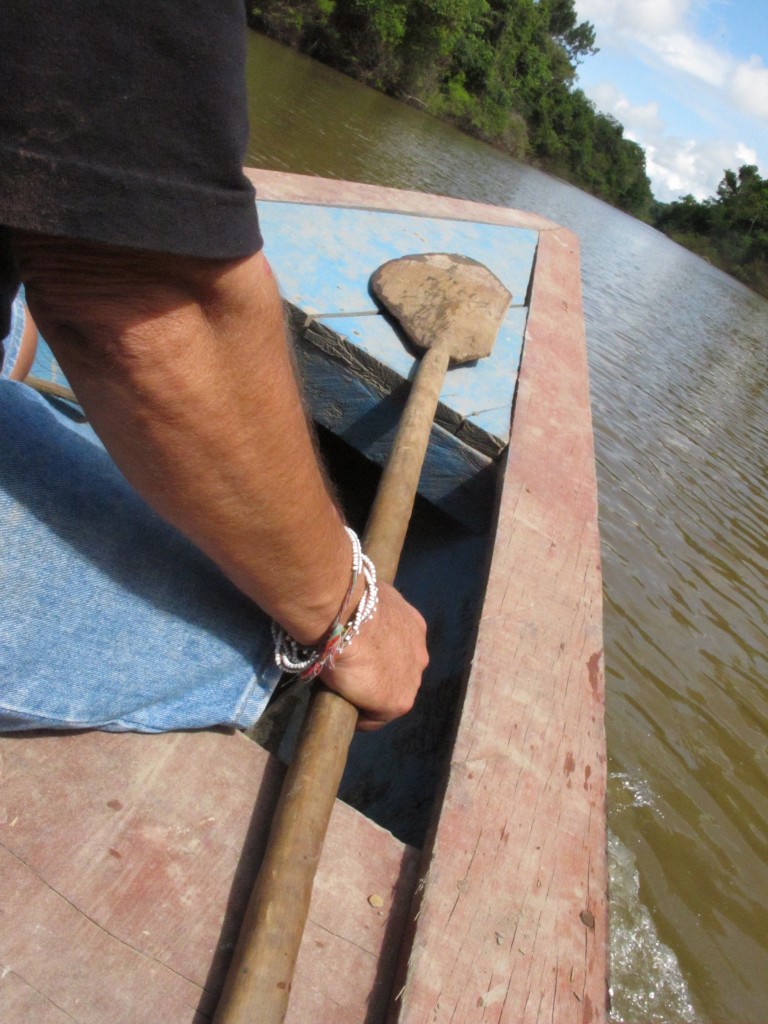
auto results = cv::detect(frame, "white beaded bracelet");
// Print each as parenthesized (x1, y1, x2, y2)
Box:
(271, 527, 379, 681)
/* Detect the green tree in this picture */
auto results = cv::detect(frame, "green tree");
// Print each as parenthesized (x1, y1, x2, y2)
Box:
(247, 0, 336, 46)
(716, 165, 768, 235)
(543, 0, 597, 64)
(654, 166, 768, 297)
(655, 193, 714, 235)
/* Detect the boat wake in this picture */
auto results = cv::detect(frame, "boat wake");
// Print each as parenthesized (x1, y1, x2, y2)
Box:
(608, 826, 703, 1024)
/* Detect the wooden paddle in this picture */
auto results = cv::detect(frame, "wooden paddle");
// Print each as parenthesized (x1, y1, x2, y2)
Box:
(212, 253, 511, 1024)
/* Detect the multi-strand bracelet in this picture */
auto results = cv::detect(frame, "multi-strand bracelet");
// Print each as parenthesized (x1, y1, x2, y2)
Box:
(271, 526, 379, 682)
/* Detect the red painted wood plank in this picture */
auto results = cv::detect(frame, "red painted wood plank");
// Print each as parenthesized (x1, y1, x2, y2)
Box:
(391, 227, 607, 1024)
(245, 168, 560, 232)
(0, 730, 418, 1023)
(1, 845, 208, 1023)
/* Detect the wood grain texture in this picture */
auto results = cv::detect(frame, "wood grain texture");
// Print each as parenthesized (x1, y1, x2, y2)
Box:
(0, 730, 418, 1023)
(289, 306, 497, 532)
(244, 169, 561, 233)
(369, 253, 511, 362)
(215, 244, 505, 1019)
(390, 227, 608, 1024)
(253, 187, 537, 456)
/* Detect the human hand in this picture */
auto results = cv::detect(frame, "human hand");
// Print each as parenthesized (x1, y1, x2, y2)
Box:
(321, 582, 429, 731)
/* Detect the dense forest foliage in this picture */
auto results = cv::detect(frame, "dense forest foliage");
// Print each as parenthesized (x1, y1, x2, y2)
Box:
(246, 0, 655, 217)
(653, 166, 768, 297)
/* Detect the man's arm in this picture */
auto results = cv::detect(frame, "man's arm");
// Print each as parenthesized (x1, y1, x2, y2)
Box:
(14, 233, 428, 728)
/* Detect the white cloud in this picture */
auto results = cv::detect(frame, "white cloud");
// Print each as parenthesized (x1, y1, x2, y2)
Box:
(619, 0, 690, 37)
(729, 57, 768, 122)
(589, 82, 761, 201)
(734, 142, 759, 167)
(578, 2, 731, 90)
(575, 0, 690, 38)
(575, 0, 768, 142)
(644, 138, 727, 200)
(591, 81, 663, 130)
(650, 32, 730, 86)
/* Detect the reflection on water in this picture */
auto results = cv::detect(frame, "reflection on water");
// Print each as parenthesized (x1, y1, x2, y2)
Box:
(246, 31, 768, 1024)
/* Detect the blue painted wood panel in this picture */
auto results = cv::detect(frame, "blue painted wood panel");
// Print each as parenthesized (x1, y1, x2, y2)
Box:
(258, 202, 538, 448)
(294, 323, 497, 529)
(29, 339, 65, 386)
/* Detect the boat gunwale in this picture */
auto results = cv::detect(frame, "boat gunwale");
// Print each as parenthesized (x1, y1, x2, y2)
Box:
(244, 167, 562, 234)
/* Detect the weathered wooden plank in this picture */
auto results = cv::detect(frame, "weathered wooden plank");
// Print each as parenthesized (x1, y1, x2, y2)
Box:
(258, 200, 534, 452)
(1, 845, 209, 1024)
(391, 227, 607, 1024)
(257, 201, 536, 312)
(289, 306, 497, 531)
(0, 968, 90, 1024)
(307, 310, 529, 452)
(0, 730, 419, 1024)
(289, 304, 522, 457)
(244, 169, 561, 234)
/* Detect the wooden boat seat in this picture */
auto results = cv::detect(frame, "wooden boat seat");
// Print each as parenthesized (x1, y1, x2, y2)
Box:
(0, 729, 419, 1023)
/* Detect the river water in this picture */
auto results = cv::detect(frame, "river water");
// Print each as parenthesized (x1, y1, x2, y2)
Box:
(245, 32, 768, 1024)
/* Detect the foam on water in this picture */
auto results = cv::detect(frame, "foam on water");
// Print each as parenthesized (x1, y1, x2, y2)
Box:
(608, 827, 703, 1023)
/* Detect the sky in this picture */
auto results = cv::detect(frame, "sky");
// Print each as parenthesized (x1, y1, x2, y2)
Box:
(572, 0, 768, 202)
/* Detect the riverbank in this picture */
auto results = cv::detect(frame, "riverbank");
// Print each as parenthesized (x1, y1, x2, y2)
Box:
(655, 225, 768, 299)
(245, 5, 654, 220)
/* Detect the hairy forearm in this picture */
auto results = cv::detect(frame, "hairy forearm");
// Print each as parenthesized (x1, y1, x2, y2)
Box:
(19, 242, 356, 645)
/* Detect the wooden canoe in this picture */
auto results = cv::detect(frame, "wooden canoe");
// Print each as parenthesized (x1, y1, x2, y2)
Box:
(0, 171, 607, 1024)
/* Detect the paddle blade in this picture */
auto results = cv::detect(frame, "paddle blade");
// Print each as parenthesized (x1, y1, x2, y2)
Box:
(371, 252, 512, 364)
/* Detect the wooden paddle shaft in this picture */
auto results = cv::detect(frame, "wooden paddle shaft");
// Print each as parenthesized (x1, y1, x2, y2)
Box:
(212, 343, 452, 1024)
(212, 688, 357, 1024)
(363, 345, 450, 576)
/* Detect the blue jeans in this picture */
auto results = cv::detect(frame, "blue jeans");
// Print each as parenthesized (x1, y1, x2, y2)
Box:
(0, 300, 280, 732)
